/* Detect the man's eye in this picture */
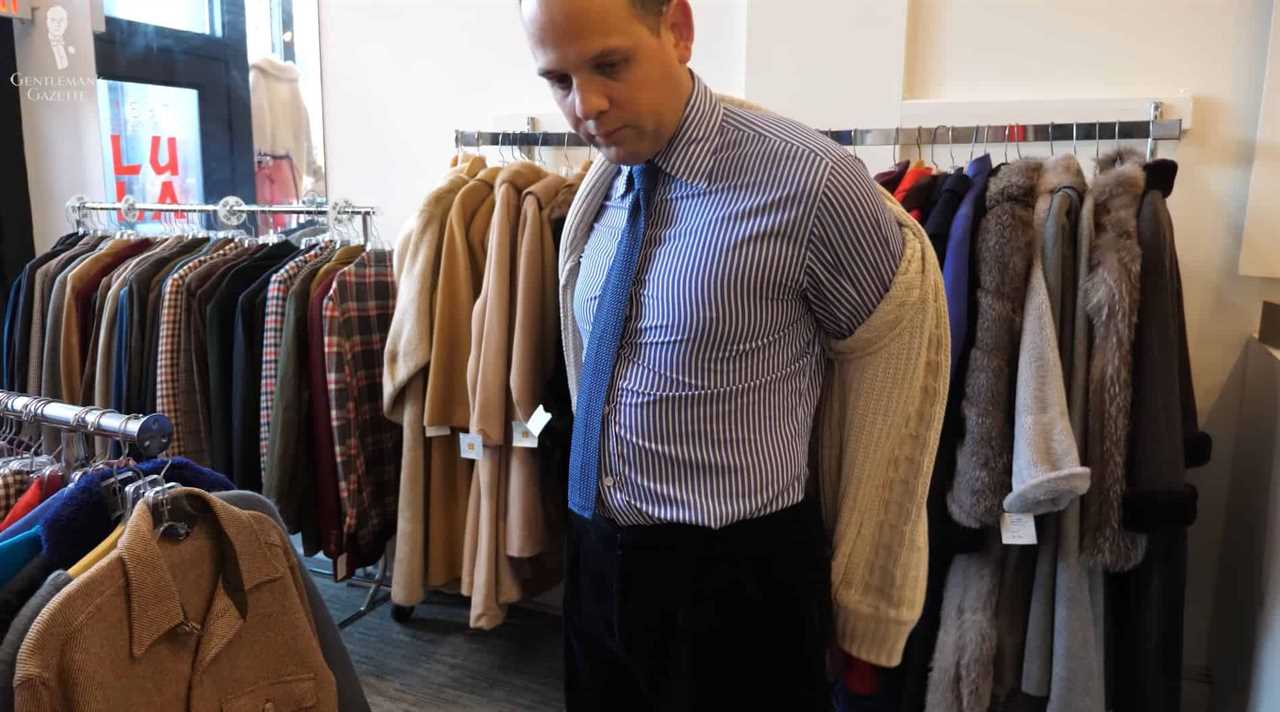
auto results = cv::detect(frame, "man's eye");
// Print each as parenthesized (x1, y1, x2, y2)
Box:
(548, 75, 572, 92)
(597, 61, 622, 77)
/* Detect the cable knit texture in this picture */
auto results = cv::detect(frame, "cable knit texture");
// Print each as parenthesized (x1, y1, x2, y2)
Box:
(1080, 148, 1148, 572)
(558, 103, 949, 665)
(817, 189, 950, 667)
(949, 160, 1041, 528)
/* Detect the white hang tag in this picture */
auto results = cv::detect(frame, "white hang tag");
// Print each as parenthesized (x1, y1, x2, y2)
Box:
(527, 405, 553, 437)
(424, 424, 450, 438)
(512, 421, 539, 449)
(1000, 513, 1038, 546)
(459, 433, 483, 460)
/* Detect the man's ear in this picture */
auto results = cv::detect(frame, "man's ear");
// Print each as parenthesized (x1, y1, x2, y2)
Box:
(666, 0, 695, 64)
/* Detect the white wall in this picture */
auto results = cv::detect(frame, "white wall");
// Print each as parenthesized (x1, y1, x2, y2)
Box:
(317, 0, 746, 242)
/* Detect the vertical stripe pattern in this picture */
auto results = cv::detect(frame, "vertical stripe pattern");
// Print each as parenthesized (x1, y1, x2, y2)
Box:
(572, 73, 903, 528)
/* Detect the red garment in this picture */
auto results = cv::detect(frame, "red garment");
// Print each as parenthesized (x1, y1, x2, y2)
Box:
(0, 477, 45, 532)
(254, 155, 300, 232)
(893, 165, 934, 223)
(308, 270, 344, 563)
(843, 654, 881, 696)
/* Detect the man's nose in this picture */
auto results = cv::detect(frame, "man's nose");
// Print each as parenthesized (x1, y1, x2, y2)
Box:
(573, 82, 608, 124)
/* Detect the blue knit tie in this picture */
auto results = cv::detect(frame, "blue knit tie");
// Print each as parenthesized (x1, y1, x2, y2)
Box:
(569, 163, 658, 518)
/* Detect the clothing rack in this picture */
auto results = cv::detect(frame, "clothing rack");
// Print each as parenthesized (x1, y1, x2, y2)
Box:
(0, 390, 172, 458)
(456, 114, 1184, 161)
(65, 195, 378, 242)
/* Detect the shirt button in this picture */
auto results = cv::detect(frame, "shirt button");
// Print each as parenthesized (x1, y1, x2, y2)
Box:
(603, 477, 616, 488)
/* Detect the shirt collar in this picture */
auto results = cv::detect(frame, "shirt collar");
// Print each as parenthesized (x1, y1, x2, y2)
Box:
(119, 487, 285, 660)
(651, 71, 722, 187)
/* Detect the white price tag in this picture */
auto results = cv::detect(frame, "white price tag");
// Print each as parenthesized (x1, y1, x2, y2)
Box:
(424, 424, 450, 438)
(527, 405, 553, 437)
(512, 421, 539, 449)
(1001, 513, 1038, 546)
(459, 433, 483, 460)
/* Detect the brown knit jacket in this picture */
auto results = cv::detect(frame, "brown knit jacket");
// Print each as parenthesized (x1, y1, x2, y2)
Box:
(14, 488, 337, 712)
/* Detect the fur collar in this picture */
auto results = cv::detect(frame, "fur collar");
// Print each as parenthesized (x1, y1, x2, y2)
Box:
(985, 159, 1042, 209)
(1038, 154, 1087, 198)
(1080, 148, 1149, 572)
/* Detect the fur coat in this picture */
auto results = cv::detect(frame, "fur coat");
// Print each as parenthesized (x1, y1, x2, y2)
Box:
(949, 159, 1043, 528)
(925, 530, 1004, 712)
(1080, 148, 1148, 572)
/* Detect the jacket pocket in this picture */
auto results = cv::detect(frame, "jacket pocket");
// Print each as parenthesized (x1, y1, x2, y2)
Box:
(222, 673, 318, 712)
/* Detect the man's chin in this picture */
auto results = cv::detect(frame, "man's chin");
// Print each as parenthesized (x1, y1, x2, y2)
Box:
(596, 143, 650, 166)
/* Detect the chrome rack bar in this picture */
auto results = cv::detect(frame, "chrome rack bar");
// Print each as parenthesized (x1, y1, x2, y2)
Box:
(455, 118, 1184, 148)
(72, 200, 376, 218)
(0, 390, 171, 458)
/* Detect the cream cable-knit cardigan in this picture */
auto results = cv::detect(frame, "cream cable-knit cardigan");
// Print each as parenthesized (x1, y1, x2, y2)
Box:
(557, 96, 949, 667)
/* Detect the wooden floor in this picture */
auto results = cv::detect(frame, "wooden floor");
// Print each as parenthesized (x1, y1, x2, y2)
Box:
(313, 575, 565, 711)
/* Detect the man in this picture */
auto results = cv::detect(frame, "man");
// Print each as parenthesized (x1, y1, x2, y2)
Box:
(520, 0, 904, 708)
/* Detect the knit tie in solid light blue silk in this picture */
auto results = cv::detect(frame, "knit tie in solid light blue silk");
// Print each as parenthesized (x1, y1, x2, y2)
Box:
(569, 163, 658, 518)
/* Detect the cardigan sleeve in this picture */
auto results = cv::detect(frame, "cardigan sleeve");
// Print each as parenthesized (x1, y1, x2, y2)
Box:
(818, 191, 949, 667)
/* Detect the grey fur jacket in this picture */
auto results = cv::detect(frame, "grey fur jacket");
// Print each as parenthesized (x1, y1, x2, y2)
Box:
(949, 159, 1042, 528)
(1080, 147, 1148, 572)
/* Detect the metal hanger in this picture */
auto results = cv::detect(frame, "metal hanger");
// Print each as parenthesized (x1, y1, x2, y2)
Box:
(892, 127, 899, 164)
(1095, 120, 1102, 163)
(1048, 122, 1055, 157)
(915, 126, 924, 164)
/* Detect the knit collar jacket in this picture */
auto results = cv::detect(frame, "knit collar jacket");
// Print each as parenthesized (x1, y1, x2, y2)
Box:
(14, 488, 337, 711)
(558, 94, 949, 667)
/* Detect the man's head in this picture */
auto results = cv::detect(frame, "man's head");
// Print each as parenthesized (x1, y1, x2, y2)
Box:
(520, 0, 695, 166)
(47, 5, 69, 36)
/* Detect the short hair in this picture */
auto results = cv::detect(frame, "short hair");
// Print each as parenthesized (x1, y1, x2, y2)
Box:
(631, 0, 671, 17)
(521, 0, 671, 29)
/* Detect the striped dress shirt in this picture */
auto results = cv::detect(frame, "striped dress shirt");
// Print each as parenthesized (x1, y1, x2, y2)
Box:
(573, 73, 903, 528)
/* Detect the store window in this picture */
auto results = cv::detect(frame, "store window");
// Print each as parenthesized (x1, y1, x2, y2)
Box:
(97, 80, 206, 223)
(93, 0, 325, 225)
(103, 0, 219, 36)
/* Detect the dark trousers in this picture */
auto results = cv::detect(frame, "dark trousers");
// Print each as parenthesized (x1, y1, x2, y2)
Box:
(564, 498, 832, 711)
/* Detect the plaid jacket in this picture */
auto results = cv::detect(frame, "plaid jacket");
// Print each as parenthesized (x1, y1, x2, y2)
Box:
(259, 247, 330, 473)
(155, 242, 238, 457)
(0, 471, 33, 521)
(324, 250, 401, 572)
